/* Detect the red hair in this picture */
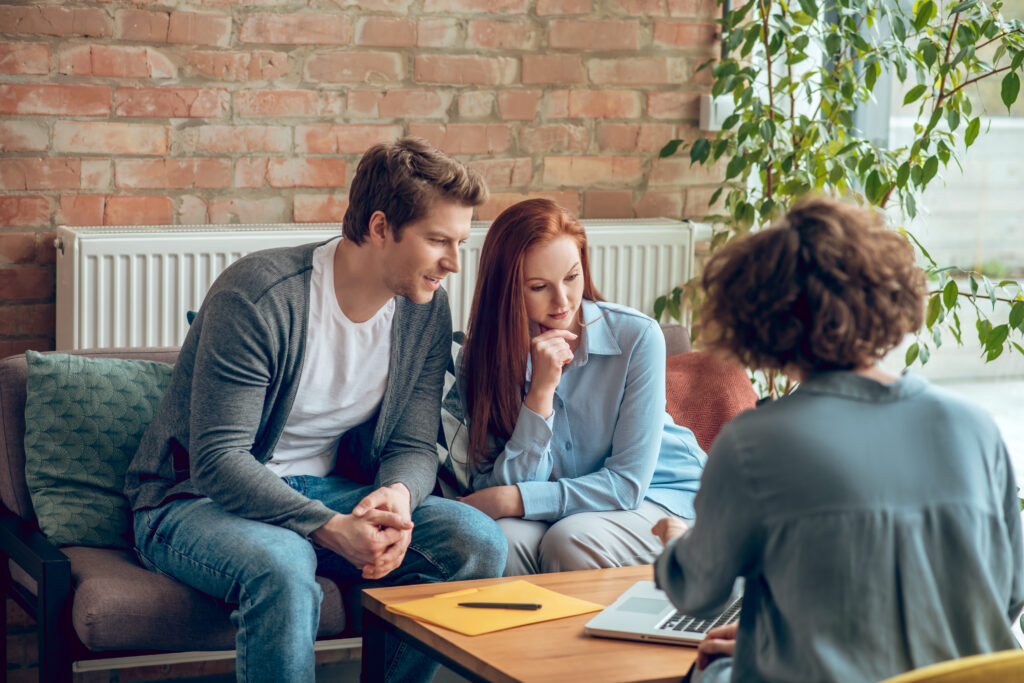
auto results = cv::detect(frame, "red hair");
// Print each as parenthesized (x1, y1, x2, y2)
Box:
(462, 198, 602, 467)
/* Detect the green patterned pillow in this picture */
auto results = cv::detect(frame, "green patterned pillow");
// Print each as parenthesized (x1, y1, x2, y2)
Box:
(24, 352, 173, 548)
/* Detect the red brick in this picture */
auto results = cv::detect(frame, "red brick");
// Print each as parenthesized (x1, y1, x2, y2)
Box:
(80, 160, 111, 191)
(54, 122, 168, 155)
(611, 0, 667, 14)
(653, 21, 718, 47)
(58, 45, 176, 78)
(235, 158, 268, 188)
(0, 267, 54, 300)
(178, 195, 208, 224)
(684, 186, 725, 215)
(58, 195, 105, 226)
(356, 17, 416, 47)
(267, 158, 347, 188)
(296, 124, 403, 154)
(637, 190, 684, 218)
(332, 0, 413, 10)
(583, 190, 635, 218)
(0, 84, 109, 116)
(543, 156, 643, 186)
(36, 231, 56, 264)
(415, 55, 517, 85)
(115, 9, 170, 42)
(588, 57, 688, 85)
(240, 13, 351, 45)
(519, 124, 589, 153)
(477, 191, 579, 221)
(423, 0, 529, 10)
(114, 159, 232, 190)
(0, 122, 49, 153)
(407, 123, 513, 155)
(174, 125, 291, 154)
(522, 55, 583, 84)
(542, 90, 569, 118)
(0, 234, 37, 265)
(114, 87, 229, 118)
(306, 52, 402, 83)
(0, 303, 55, 337)
(537, 0, 593, 14)
(0, 42, 49, 74)
(236, 89, 320, 117)
(467, 20, 537, 50)
(568, 91, 641, 118)
(417, 18, 458, 47)
(0, 338, 51, 356)
(188, 50, 289, 81)
(549, 19, 640, 50)
(459, 91, 495, 118)
(168, 11, 231, 46)
(208, 197, 289, 224)
(649, 156, 725, 185)
(467, 158, 532, 188)
(346, 89, 450, 119)
(668, 0, 718, 18)
(497, 90, 542, 121)
(104, 196, 173, 225)
(597, 123, 676, 151)
(294, 194, 348, 222)
(0, 6, 111, 38)
(648, 91, 701, 120)
(0, 197, 49, 227)
(0, 159, 81, 190)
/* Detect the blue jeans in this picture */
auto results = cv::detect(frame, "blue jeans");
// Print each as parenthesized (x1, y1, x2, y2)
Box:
(133, 475, 507, 683)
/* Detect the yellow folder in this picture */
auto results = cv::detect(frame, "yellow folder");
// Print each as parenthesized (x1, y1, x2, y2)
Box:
(386, 579, 605, 636)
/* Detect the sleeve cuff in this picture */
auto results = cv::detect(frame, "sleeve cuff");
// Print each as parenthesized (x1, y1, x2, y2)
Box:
(507, 403, 554, 452)
(517, 480, 562, 521)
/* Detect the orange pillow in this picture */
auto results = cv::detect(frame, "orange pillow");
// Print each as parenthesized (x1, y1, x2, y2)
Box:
(665, 351, 757, 453)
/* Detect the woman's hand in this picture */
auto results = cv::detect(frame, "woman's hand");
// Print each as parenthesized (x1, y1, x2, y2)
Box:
(457, 485, 525, 520)
(696, 622, 738, 670)
(651, 517, 689, 544)
(523, 328, 577, 418)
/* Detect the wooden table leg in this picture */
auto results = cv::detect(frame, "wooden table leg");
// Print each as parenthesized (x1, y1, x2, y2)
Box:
(361, 609, 389, 682)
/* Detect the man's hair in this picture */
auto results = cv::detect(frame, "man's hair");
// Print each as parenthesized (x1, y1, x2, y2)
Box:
(342, 137, 488, 244)
(699, 196, 926, 374)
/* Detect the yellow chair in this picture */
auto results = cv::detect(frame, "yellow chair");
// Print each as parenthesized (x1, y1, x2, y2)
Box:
(879, 650, 1024, 683)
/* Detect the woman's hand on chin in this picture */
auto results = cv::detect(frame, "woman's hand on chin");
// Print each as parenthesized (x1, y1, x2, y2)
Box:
(457, 485, 525, 520)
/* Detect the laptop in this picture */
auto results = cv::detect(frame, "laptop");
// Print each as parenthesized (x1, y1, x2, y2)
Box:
(584, 581, 742, 646)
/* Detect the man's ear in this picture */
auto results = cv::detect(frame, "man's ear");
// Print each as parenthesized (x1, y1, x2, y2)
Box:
(367, 210, 391, 247)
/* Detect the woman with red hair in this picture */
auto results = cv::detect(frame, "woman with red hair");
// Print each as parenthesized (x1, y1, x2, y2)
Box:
(458, 198, 707, 575)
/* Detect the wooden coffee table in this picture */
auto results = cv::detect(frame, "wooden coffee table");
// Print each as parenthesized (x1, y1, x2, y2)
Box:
(361, 565, 697, 683)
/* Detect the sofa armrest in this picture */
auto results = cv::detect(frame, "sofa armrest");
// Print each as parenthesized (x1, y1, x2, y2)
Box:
(0, 508, 70, 594)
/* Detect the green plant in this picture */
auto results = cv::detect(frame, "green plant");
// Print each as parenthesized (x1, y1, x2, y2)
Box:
(656, 0, 1024, 368)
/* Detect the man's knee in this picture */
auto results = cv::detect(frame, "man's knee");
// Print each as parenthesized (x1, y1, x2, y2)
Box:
(414, 498, 507, 578)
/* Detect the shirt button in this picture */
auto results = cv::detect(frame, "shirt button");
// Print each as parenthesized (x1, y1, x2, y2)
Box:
(565, 441, 572, 450)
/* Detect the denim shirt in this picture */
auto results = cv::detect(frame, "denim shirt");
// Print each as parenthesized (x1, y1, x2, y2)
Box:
(468, 300, 707, 522)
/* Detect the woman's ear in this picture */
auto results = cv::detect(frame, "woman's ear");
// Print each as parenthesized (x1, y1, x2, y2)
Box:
(367, 210, 391, 247)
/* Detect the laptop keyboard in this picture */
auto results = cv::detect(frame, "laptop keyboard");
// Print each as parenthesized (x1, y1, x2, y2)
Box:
(657, 598, 742, 634)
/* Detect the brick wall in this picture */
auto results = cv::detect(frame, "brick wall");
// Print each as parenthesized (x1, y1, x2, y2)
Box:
(0, 0, 719, 353)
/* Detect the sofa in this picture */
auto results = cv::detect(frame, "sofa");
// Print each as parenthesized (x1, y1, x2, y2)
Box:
(0, 327, 755, 682)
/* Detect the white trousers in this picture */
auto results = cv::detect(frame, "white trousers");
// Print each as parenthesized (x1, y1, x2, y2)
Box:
(497, 500, 680, 576)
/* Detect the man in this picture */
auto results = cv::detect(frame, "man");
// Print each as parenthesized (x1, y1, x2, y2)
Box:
(125, 138, 507, 683)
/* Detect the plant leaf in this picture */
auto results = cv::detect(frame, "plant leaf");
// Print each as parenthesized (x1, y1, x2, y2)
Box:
(942, 279, 959, 309)
(1010, 301, 1024, 330)
(660, 139, 683, 158)
(965, 117, 981, 146)
(903, 84, 928, 106)
(905, 342, 920, 366)
(1001, 72, 1020, 110)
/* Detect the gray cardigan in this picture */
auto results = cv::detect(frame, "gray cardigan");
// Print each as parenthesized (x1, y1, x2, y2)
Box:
(124, 241, 452, 538)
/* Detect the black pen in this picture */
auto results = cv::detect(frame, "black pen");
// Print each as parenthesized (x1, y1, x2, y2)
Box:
(457, 602, 543, 610)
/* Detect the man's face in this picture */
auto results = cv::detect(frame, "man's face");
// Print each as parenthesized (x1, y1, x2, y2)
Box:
(380, 200, 474, 304)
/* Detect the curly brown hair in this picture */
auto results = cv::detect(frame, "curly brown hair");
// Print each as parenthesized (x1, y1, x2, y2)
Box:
(699, 197, 926, 374)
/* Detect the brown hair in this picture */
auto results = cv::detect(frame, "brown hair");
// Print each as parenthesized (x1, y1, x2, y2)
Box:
(699, 197, 926, 375)
(342, 137, 488, 244)
(462, 198, 603, 465)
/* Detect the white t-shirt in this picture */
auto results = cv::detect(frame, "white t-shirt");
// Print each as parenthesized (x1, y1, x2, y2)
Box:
(267, 238, 394, 477)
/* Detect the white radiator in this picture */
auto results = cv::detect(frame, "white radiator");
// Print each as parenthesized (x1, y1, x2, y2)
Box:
(55, 219, 705, 350)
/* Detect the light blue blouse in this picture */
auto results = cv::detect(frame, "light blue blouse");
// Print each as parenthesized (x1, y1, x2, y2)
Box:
(466, 300, 707, 522)
(655, 370, 1024, 682)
